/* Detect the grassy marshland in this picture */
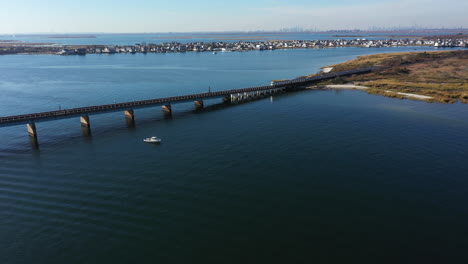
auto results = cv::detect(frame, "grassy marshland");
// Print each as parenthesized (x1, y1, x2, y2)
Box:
(318, 50, 468, 103)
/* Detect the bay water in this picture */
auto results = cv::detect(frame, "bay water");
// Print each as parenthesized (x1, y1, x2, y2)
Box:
(1, 46, 467, 263)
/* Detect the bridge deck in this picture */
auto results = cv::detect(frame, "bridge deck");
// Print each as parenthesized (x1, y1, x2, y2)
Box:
(0, 67, 374, 127)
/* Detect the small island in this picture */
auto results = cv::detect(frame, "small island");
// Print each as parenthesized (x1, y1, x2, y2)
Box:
(313, 50, 468, 103)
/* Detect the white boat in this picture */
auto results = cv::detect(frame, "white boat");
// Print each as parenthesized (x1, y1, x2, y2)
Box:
(143, 136, 161, 143)
(213, 51, 217, 54)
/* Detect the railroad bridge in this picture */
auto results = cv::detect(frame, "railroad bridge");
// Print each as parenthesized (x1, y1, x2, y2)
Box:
(0, 67, 374, 146)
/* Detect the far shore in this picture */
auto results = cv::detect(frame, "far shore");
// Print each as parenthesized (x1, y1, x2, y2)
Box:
(1, 35, 466, 56)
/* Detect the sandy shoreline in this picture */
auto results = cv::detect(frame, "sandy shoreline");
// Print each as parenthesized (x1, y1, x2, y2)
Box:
(308, 84, 434, 101)
(324, 84, 369, 90)
(385, 91, 433, 100)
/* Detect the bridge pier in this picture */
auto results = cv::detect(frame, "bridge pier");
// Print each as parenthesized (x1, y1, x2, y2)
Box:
(162, 104, 172, 114)
(124, 109, 135, 127)
(162, 104, 172, 119)
(80, 115, 92, 136)
(27, 122, 39, 148)
(29, 135, 39, 149)
(27, 122, 37, 138)
(194, 100, 204, 110)
(124, 109, 135, 120)
(230, 94, 239, 103)
(229, 89, 281, 104)
(80, 115, 91, 128)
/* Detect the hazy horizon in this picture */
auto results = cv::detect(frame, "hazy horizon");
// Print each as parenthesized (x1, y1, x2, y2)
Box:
(2, 28, 468, 36)
(1, 0, 467, 34)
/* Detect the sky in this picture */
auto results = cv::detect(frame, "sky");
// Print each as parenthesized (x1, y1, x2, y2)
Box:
(0, 0, 467, 33)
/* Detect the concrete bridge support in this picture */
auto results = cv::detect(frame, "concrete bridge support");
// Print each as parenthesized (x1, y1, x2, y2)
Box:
(124, 109, 135, 127)
(80, 115, 92, 136)
(162, 104, 172, 119)
(80, 115, 91, 128)
(27, 122, 37, 138)
(27, 122, 39, 148)
(230, 94, 239, 103)
(124, 109, 134, 120)
(229, 88, 284, 104)
(194, 100, 204, 110)
(162, 104, 172, 114)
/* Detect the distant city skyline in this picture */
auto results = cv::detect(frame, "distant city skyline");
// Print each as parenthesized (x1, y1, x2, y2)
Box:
(1, 0, 467, 34)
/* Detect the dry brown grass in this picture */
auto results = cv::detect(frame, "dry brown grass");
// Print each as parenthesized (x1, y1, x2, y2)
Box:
(321, 50, 468, 103)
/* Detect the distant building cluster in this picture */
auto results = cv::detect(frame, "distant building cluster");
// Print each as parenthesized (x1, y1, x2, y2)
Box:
(2, 37, 466, 56)
(55, 37, 468, 55)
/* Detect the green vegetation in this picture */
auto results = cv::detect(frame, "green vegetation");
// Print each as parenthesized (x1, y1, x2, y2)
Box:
(320, 50, 468, 103)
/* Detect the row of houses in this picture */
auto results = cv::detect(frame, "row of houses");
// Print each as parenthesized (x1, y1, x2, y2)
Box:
(54, 37, 468, 55)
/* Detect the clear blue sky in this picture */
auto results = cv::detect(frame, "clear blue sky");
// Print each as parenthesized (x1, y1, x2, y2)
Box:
(1, 0, 467, 33)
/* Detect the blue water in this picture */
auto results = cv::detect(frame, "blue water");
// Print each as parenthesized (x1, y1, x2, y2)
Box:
(1, 47, 468, 263)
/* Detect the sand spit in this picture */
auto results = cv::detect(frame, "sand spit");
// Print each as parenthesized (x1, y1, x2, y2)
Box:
(308, 84, 434, 101)
(324, 84, 368, 90)
(385, 91, 433, 100)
